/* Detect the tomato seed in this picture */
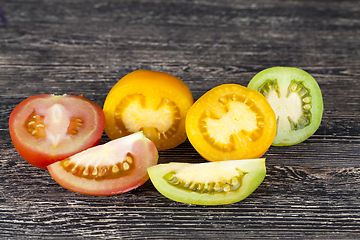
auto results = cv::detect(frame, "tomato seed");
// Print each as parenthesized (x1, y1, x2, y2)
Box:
(60, 154, 135, 180)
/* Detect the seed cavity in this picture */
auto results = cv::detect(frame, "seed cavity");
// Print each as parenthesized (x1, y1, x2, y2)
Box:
(67, 118, 85, 135)
(62, 159, 71, 167)
(259, 79, 281, 98)
(25, 111, 46, 138)
(287, 80, 312, 130)
(163, 170, 245, 194)
(60, 154, 135, 180)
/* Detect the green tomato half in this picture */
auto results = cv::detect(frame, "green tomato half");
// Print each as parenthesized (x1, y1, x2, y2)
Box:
(147, 159, 266, 205)
(247, 67, 323, 146)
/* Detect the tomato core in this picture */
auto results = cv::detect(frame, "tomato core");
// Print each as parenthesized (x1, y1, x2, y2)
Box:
(114, 94, 181, 142)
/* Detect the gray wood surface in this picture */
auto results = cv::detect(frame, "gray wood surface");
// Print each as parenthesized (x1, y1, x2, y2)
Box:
(1, 0, 360, 239)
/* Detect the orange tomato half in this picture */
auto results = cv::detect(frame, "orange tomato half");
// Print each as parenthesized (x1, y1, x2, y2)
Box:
(185, 84, 277, 162)
(103, 70, 194, 150)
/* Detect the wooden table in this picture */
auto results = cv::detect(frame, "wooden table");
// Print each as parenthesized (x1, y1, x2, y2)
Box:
(1, 0, 359, 239)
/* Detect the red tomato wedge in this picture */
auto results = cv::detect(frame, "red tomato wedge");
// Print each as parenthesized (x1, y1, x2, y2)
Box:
(47, 132, 158, 196)
(9, 94, 105, 169)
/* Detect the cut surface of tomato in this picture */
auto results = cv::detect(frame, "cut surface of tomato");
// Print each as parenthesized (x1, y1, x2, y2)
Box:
(247, 67, 324, 146)
(103, 69, 194, 150)
(185, 84, 276, 162)
(148, 158, 266, 205)
(47, 132, 158, 196)
(9, 94, 105, 169)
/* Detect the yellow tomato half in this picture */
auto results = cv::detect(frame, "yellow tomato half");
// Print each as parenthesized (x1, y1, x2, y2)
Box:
(185, 84, 277, 162)
(103, 69, 194, 150)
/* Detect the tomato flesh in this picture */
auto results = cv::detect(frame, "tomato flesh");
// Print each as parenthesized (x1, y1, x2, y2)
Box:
(148, 159, 266, 205)
(185, 84, 277, 162)
(103, 69, 194, 150)
(47, 132, 158, 196)
(9, 94, 105, 169)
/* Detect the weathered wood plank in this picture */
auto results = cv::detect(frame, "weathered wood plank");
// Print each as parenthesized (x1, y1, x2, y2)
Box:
(1, 158, 360, 239)
(1, 0, 360, 238)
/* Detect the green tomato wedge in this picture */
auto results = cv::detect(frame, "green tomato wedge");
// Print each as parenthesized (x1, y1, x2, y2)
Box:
(247, 67, 323, 146)
(147, 158, 266, 205)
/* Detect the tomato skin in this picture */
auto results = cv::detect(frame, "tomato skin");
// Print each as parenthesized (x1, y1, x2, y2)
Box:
(148, 159, 266, 205)
(103, 69, 194, 151)
(9, 94, 105, 170)
(185, 84, 276, 162)
(47, 132, 158, 196)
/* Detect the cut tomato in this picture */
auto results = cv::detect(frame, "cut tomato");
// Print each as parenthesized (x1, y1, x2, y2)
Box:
(148, 158, 266, 205)
(247, 67, 324, 146)
(47, 132, 158, 196)
(185, 84, 277, 162)
(9, 94, 105, 169)
(103, 69, 194, 150)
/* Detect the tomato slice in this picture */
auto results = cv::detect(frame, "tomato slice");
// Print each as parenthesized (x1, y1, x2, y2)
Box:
(247, 67, 324, 146)
(185, 84, 277, 162)
(47, 132, 158, 196)
(103, 69, 194, 150)
(148, 158, 266, 205)
(9, 94, 105, 169)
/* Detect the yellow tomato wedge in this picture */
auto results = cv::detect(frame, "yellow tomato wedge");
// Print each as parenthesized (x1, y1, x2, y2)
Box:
(103, 70, 194, 150)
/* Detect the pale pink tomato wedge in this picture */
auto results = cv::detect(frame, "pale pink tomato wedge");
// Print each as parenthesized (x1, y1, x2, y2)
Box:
(47, 132, 158, 196)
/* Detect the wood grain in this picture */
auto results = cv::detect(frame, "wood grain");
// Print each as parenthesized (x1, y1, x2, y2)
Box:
(1, 0, 360, 239)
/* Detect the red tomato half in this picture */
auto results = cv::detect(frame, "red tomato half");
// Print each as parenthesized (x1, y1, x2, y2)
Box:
(9, 94, 105, 170)
(47, 132, 158, 196)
